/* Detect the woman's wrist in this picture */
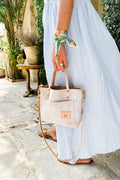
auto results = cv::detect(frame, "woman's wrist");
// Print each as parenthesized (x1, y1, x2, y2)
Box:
(55, 0, 74, 32)
(53, 29, 77, 63)
(54, 29, 68, 37)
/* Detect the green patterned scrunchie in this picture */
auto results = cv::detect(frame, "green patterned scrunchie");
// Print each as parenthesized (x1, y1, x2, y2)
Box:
(53, 30, 77, 63)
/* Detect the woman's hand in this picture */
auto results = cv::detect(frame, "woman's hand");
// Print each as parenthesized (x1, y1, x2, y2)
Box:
(51, 0, 74, 72)
(52, 44, 68, 72)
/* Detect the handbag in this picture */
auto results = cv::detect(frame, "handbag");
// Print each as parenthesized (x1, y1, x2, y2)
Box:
(38, 68, 86, 164)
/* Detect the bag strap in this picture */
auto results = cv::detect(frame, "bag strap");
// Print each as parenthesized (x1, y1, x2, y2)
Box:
(38, 89, 85, 164)
(51, 68, 74, 88)
(47, 68, 74, 100)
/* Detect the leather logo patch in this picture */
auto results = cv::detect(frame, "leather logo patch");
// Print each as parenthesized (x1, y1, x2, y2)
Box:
(61, 111, 71, 119)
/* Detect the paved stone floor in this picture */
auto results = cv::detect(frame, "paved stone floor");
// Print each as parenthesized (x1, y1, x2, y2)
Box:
(0, 78, 120, 180)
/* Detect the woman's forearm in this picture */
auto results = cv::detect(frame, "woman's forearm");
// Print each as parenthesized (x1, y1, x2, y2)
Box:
(56, 0, 74, 31)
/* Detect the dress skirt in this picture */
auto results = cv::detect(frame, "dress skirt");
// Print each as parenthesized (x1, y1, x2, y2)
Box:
(42, 0, 120, 164)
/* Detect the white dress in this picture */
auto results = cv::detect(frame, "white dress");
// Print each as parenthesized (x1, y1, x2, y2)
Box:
(42, 0, 120, 164)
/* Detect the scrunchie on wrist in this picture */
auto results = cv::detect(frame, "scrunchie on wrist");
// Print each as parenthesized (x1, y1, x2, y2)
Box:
(53, 30, 77, 63)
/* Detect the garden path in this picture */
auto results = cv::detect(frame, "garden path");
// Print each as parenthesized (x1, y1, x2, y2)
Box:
(0, 78, 120, 180)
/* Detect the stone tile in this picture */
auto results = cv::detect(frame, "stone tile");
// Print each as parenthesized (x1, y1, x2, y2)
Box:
(11, 124, 49, 152)
(0, 78, 120, 180)
(0, 135, 36, 180)
(26, 144, 106, 180)
(0, 79, 38, 129)
(93, 152, 120, 178)
(115, 149, 120, 159)
(93, 173, 120, 180)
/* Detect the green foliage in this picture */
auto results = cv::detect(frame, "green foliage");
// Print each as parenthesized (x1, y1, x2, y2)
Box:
(34, 0, 47, 85)
(0, 1, 5, 21)
(7, 41, 22, 69)
(0, 0, 26, 25)
(35, 0, 44, 41)
(0, 0, 27, 79)
(101, 0, 120, 51)
(0, 40, 8, 52)
(13, 0, 27, 25)
(0, 65, 4, 69)
(0, 4, 5, 23)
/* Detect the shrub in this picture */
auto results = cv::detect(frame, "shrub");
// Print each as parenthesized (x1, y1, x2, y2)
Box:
(34, 0, 47, 85)
(16, 30, 39, 47)
(101, 0, 120, 51)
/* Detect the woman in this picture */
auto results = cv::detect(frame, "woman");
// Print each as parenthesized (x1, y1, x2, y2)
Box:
(38, 0, 120, 164)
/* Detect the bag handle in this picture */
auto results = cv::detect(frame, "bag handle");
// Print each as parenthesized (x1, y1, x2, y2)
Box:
(38, 89, 85, 164)
(51, 68, 74, 88)
(47, 68, 74, 100)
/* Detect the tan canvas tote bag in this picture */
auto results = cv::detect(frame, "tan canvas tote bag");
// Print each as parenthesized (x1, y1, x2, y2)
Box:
(38, 68, 86, 163)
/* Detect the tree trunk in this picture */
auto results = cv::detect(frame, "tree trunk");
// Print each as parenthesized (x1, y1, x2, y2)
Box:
(3, 0, 22, 79)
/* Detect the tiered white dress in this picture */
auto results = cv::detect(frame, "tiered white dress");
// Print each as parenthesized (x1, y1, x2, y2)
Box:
(42, 0, 120, 164)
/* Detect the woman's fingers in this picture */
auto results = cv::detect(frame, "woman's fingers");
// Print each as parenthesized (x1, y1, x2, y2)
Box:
(52, 54, 58, 71)
(57, 57, 65, 72)
(64, 58, 68, 68)
(53, 59, 58, 71)
(52, 46, 58, 71)
(53, 61, 58, 71)
(52, 44, 69, 72)
(56, 56, 61, 70)
(56, 58, 67, 72)
(58, 58, 68, 72)
(60, 65, 64, 72)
